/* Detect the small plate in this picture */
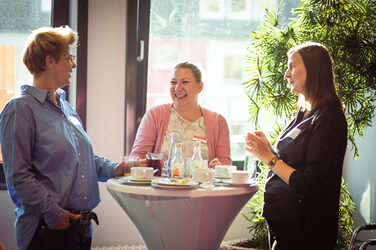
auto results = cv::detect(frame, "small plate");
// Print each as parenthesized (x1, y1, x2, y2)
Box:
(151, 182, 198, 189)
(119, 176, 152, 185)
(130, 177, 153, 182)
(222, 179, 255, 187)
(152, 178, 199, 188)
(214, 176, 231, 180)
(199, 183, 215, 189)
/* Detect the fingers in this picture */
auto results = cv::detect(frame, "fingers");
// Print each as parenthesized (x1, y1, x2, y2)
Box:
(115, 161, 126, 176)
(253, 130, 265, 137)
(209, 158, 222, 168)
(52, 211, 72, 230)
(67, 211, 81, 220)
(138, 159, 147, 167)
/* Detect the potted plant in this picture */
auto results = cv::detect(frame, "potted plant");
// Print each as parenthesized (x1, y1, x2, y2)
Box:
(233, 0, 376, 249)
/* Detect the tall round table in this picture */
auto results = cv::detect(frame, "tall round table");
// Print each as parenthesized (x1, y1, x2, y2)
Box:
(106, 178, 258, 250)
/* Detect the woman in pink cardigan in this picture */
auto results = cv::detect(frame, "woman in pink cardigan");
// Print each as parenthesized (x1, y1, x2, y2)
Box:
(130, 62, 231, 168)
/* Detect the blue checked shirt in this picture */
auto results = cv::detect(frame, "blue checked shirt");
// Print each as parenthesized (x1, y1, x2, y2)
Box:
(0, 85, 118, 250)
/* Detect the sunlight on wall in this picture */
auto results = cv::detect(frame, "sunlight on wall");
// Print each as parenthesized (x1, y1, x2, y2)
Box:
(360, 181, 371, 222)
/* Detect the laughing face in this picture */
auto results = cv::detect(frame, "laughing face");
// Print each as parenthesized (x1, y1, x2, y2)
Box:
(170, 67, 203, 110)
(51, 51, 76, 89)
(284, 51, 307, 95)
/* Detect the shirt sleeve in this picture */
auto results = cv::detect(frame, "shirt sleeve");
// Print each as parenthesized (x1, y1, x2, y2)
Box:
(214, 114, 232, 165)
(130, 109, 159, 158)
(94, 154, 118, 181)
(0, 101, 66, 228)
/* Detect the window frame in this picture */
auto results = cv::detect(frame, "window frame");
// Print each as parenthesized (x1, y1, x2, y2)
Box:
(124, 0, 151, 155)
(52, 0, 88, 129)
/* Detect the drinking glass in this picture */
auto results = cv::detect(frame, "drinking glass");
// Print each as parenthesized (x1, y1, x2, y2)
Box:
(184, 158, 192, 178)
(124, 155, 139, 176)
(146, 153, 163, 176)
(162, 161, 169, 178)
(244, 153, 256, 181)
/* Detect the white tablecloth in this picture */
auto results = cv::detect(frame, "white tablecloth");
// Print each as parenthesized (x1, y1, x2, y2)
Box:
(106, 178, 258, 250)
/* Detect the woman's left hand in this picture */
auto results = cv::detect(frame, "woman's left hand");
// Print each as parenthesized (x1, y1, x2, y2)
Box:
(209, 158, 222, 168)
(245, 132, 275, 164)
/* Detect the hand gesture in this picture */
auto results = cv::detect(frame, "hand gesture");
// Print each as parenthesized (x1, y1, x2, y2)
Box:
(245, 131, 275, 164)
(209, 158, 222, 168)
(52, 211, 81, 230)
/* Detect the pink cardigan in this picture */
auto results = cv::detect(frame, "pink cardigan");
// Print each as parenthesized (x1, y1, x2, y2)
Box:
(130, 103, 231, 165)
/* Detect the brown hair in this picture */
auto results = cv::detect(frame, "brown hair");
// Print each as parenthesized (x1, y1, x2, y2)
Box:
(287, 42, 341, 109)
(22, 26, 78, 76)
(174, 62, 202, 83)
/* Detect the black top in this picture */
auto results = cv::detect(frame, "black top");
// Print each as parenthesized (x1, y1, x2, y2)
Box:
(263, 100, 347, 244)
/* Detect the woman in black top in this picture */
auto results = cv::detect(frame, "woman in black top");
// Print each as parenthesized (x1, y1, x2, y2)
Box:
(245, 42, 347, 250)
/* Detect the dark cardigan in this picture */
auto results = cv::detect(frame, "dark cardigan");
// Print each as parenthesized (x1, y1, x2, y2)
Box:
(263, 99, 348, 246)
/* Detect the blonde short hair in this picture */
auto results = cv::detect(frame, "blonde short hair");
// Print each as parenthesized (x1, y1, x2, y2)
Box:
(22, 26, 78, 76)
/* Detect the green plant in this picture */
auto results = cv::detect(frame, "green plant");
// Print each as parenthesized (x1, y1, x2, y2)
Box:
(244, 0, 376, 158)
(241, 0, 375, 248)
(242, 162, 269, 249)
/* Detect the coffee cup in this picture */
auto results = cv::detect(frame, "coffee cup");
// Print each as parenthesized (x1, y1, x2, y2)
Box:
(131, 167, 153, 180)
(192, 168, 215, 183)
(215, 165, 237, 178)
(231, 170, 249, 184)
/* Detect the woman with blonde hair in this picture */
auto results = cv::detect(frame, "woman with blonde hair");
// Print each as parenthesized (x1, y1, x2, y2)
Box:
(0, 26, 135, 250)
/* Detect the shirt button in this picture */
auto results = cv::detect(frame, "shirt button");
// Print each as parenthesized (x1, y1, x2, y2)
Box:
(61, 114, 64, 118)
(78, 153, 81, 156)
(72, 132, 75, 135)
(84, 196, 87, 200)
(81, 175, 85, 179)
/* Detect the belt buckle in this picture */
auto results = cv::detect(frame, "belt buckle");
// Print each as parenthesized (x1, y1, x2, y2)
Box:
(79, 211, 90, 224)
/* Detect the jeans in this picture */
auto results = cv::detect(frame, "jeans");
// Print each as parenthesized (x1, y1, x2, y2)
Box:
(27, 219, 93, 250)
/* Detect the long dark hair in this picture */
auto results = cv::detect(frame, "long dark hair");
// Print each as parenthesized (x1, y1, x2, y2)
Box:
(288, 42, 342, 109)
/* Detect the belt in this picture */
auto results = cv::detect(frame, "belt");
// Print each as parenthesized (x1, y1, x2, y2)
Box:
(67, 209, 99, 225)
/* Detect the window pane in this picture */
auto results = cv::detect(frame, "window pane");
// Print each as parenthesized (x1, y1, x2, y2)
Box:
(146, 0, 298, 161)
(0, 0, 52, 161)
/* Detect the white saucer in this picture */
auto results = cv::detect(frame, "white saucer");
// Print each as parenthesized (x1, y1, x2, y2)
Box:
(222, 179, 255, 187)
(130, 177, 153, 182)
(214, 176, 231, 179)
(151, 182, 198, 189)
(119, 176, 152, 185)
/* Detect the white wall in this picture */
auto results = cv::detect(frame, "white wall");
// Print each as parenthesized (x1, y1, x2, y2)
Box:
(0, 190, 16, 248)
(86, 0, 139, 246)
(343, 113, 376, 244)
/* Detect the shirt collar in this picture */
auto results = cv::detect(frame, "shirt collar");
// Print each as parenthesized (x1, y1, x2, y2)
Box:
(21, 84, 66, 103)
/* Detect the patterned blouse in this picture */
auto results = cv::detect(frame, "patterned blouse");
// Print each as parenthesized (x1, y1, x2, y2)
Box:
(160, 107, 209, 161)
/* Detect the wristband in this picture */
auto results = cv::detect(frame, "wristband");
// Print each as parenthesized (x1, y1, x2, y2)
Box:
(268, 156, 280, 169)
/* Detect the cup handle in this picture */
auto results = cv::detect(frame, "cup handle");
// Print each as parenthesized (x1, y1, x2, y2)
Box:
(142, 169, 147, 178)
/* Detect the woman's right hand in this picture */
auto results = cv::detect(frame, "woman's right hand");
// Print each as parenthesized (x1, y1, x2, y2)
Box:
(252, 131, 274, 152)
(245, 131, 275, 164)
